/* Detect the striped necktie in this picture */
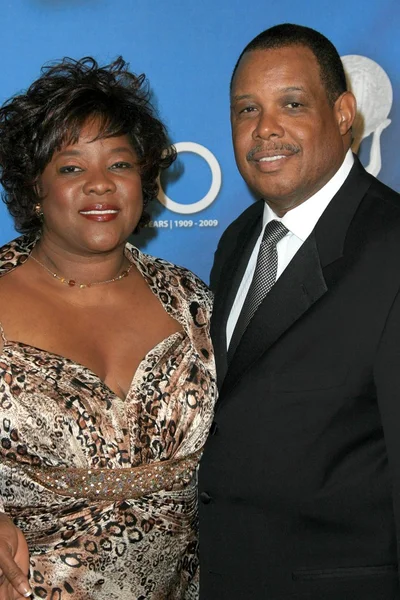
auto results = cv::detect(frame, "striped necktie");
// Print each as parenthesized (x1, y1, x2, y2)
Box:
(228, 219, 288, 361)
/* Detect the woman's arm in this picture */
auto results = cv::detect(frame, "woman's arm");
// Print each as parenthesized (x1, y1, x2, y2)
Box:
(0, 513, 32, 599)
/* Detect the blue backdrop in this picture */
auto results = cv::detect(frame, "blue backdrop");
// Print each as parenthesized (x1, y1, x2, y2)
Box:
(0, 0, 398, 283)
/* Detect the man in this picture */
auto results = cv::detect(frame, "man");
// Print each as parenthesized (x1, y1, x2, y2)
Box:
(198, 23, 400, 599)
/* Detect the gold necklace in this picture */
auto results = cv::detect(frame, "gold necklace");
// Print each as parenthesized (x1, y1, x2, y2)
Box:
(30, 254, 133, 289)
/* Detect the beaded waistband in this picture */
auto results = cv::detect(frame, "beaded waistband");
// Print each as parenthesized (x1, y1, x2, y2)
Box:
(6, 450, 202, 501)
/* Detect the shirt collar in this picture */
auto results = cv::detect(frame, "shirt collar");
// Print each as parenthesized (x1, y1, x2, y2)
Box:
(262, 149, 354, 241)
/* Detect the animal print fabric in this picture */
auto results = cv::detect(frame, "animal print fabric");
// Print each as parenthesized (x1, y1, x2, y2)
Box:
(0, 236, 216, 599)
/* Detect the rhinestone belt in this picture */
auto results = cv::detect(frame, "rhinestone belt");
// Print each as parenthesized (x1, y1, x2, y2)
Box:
(6, 450, 202, 501)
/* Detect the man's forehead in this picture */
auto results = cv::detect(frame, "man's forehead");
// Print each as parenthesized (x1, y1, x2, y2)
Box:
(231, 46, 321, 94)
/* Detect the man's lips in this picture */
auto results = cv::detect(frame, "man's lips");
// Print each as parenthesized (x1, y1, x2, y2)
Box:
(247, 144, 300, 162)
(257, 154, 287, 163)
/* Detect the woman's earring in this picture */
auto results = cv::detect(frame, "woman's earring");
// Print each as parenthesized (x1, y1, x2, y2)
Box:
(34, 203, 44, 219)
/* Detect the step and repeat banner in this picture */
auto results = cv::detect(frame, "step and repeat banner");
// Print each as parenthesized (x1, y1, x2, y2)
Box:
(0, 0, 398, 283)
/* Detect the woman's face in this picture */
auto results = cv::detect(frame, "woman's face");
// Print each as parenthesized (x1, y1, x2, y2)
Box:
(38, 119, 143, 256)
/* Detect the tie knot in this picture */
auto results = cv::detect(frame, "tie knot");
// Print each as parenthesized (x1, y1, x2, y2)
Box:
(261, 220, 288, 247)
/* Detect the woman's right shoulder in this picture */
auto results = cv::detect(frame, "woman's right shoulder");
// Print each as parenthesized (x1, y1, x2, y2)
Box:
(0, 234, 35, 355)
(0, 235, 35, 277)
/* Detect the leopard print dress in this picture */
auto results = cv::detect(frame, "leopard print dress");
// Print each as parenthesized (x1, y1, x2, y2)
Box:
(0, 235, 216, 600)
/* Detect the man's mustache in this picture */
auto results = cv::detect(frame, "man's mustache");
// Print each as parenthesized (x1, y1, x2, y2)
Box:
(246, 144, 300, 161)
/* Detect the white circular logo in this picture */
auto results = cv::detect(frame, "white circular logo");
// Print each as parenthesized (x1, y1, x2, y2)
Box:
(341, 54, 393, 176)
(158, 142, 222, 214)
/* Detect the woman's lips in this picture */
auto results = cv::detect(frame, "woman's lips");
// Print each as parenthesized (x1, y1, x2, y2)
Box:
(79, 205, 119, 222)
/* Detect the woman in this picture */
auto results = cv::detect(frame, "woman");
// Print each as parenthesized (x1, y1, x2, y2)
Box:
(0, 57, 216, 599)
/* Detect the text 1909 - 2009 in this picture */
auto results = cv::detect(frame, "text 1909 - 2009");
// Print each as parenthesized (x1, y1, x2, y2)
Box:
(146, 219, 219, 229)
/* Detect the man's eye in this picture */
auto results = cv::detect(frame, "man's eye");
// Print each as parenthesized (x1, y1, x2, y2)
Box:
(287, 102, 302, 109)
(238, 106, 257, 115)
(59, 165, 81, 174)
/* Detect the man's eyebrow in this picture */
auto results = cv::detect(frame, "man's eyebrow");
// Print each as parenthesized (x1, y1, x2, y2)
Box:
(231, 94, 253, 102)
(281, 86, 306, 93)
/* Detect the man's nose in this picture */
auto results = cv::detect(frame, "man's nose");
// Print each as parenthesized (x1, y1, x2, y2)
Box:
(252, 110, 284, 140)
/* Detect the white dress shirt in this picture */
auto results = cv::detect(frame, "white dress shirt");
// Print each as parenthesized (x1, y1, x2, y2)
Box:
(226, 149, 355, 347)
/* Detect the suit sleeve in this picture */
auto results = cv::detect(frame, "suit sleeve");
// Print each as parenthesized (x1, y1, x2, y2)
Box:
(209, 229, 229, 293)
(374, 286, 400, 564)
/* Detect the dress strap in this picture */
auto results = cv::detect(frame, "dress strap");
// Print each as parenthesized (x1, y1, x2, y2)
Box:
(0, 322, 7, 344)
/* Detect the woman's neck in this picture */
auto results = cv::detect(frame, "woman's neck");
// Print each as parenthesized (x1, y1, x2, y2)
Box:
(31, 238, 131, 288)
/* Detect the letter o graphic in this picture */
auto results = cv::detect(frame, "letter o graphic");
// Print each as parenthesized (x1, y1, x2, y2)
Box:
(158, 142, 222, 214)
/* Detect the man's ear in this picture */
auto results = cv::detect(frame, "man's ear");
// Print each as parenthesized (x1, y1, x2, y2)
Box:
(335, 91, 357, 136)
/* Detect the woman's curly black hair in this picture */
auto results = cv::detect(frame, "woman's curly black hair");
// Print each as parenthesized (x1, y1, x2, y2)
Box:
(0, 56, 176, 234)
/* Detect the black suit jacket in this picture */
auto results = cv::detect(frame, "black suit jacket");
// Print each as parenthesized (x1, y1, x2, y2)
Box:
(199, 157, 400, 599)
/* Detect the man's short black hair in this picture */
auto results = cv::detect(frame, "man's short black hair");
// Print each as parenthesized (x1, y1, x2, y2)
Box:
(231, 23, 347, 105)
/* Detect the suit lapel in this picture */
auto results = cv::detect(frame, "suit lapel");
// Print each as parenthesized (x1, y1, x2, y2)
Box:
(220, 233, 327, 396)
(211, 207, 263, 385)
(218, 156, 373, 398)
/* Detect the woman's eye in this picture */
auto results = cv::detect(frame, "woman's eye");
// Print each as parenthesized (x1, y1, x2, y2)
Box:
(287, 102, 302, 109)
(59, 165, 81, 174)
(110, 162, 133, 169)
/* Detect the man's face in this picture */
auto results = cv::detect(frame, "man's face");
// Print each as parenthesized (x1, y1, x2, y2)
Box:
(230, 45, 355, 215)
